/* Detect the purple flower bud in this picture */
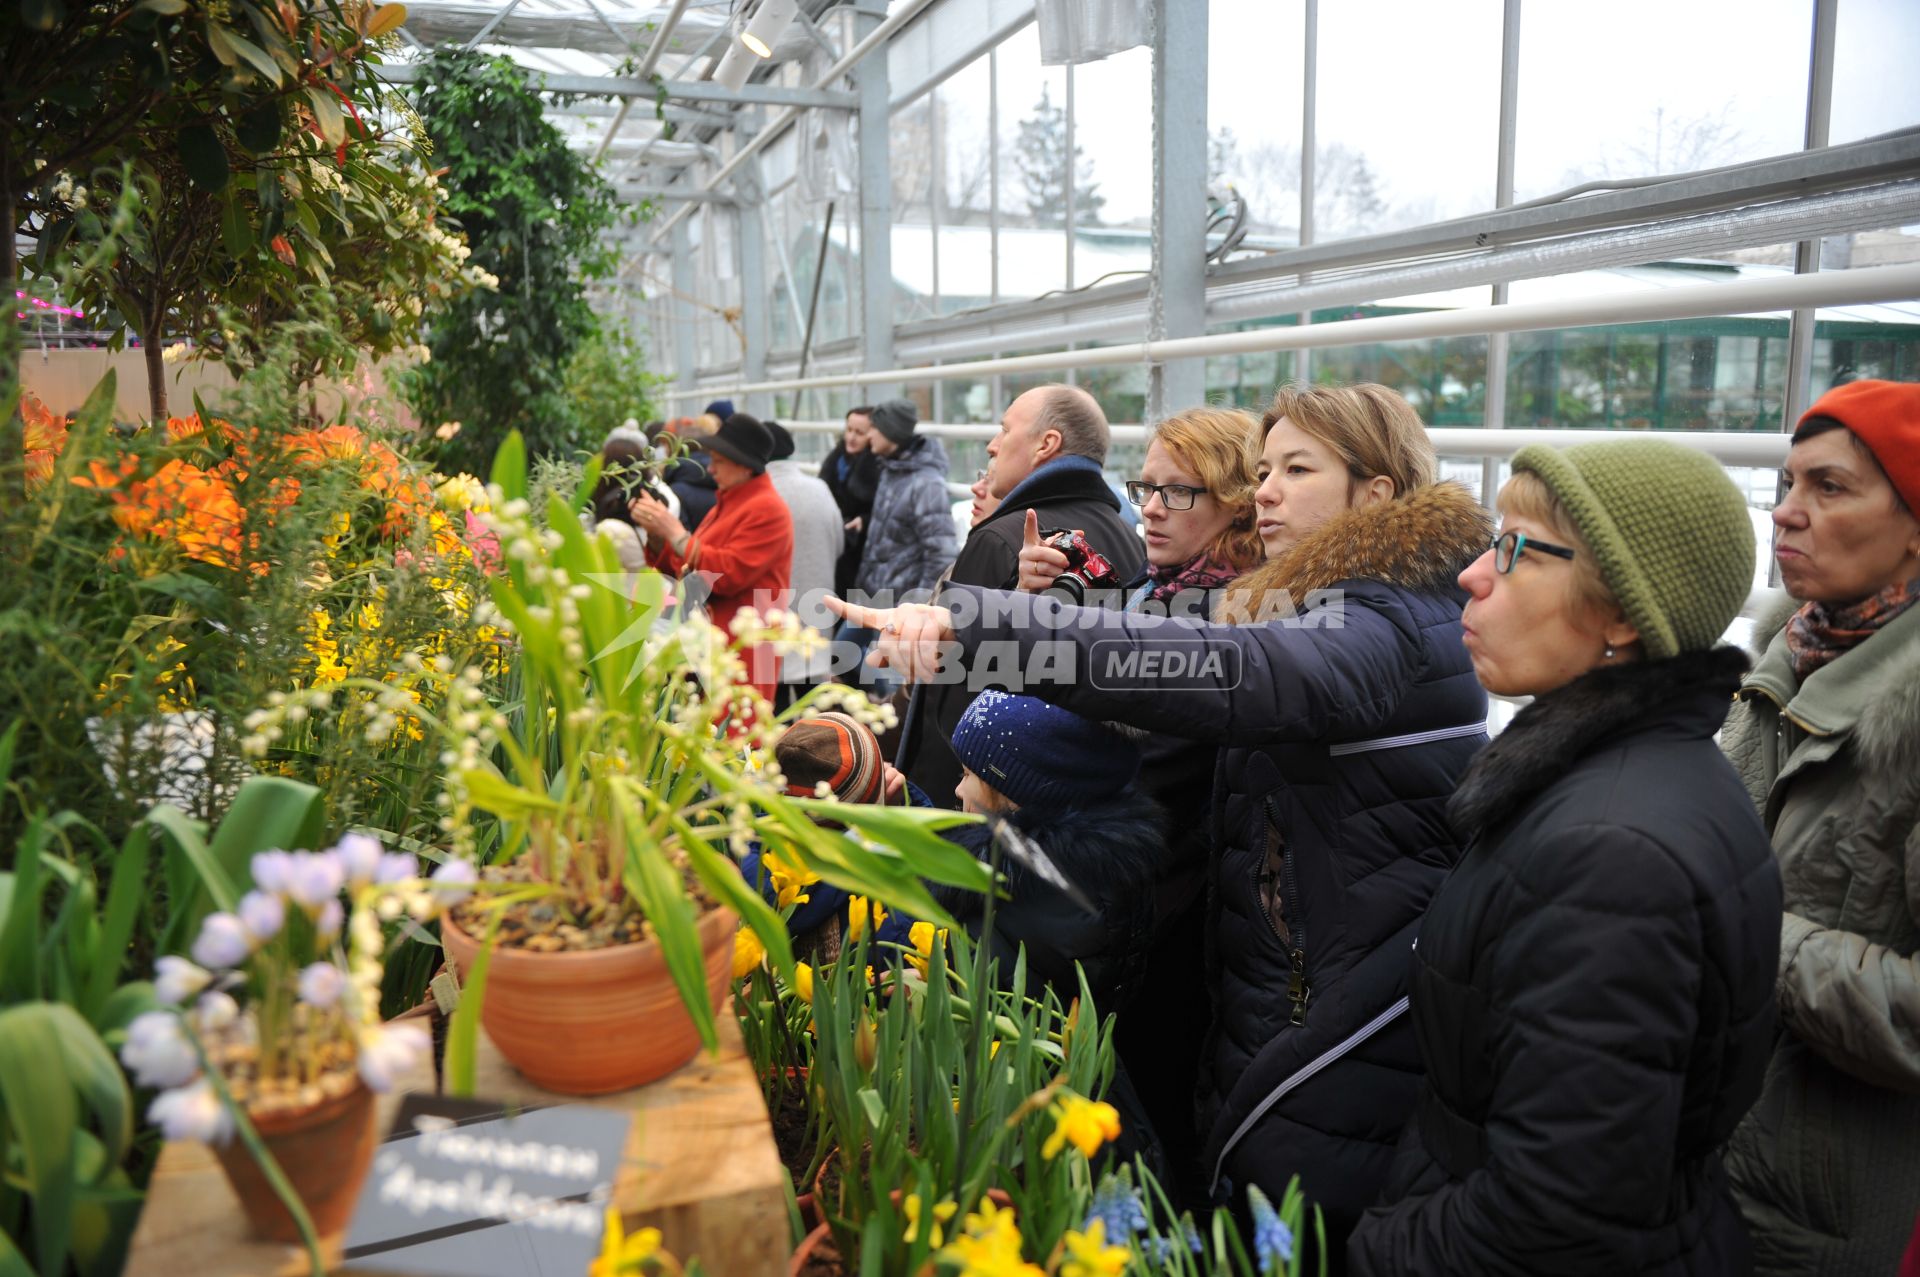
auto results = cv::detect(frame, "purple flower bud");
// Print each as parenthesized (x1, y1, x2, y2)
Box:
(315, 896, 345, 939)
(191, 913, 252, 970)
(237, 890, 285, 944)
(122, 1011, 200, 1089)
(154, 956, 213, 1006)
(375, 851, 419, 884)
(298, 962, 346, 1008)
(429, 858, 478, 905)
(334, 832, 384, 886)
(249, 849, 296, 894)
(284, 851, 345, 911)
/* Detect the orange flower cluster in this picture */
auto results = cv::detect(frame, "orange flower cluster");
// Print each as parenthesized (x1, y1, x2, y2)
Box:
(74, 455, 247, 569)
(284, 424, 434, 539)
(53, 414, 440, 574)
(21, 392, 70, 489)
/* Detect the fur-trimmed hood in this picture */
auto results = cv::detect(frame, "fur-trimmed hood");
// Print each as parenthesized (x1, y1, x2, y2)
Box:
(1450, 647, 1750, 840)
(1214, 481, 1491, 624)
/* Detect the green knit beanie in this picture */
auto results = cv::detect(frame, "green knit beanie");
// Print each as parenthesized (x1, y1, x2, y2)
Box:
(1509, 439, 1754, 659)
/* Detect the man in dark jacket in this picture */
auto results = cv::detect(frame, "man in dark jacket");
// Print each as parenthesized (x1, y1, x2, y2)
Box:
(899, 384, 1145, 806)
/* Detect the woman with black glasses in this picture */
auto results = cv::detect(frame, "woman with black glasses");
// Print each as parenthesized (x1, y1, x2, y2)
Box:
(829, 384, 1492, 1260)
(1349, 438, 1783, 1276)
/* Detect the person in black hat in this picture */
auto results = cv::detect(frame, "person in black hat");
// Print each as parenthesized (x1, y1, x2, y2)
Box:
(632, 412, 795, 700)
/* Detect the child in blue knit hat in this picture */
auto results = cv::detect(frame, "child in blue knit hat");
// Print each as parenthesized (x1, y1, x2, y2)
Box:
(933, 690, 1173, 1009)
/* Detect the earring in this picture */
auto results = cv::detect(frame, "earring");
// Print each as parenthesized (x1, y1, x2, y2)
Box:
(1604, 644, 1616, 660)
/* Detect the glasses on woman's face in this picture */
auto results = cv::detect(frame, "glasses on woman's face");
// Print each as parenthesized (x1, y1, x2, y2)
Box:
(1490, 529, 1578, 574)
(1126, 481, 1207, 511)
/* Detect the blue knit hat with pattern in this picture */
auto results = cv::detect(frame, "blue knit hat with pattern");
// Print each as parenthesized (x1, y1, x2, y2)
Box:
(950, 690, 1139, 810)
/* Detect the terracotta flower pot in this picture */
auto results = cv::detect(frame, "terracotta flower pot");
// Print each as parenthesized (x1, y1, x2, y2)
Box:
(441, 904, 738, 1095)
(213, 1079, 378, 1244)
(790, 1221, 839, 1277)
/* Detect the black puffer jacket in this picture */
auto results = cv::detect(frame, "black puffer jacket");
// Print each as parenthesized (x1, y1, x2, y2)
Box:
(943, 482, 1491, 1256)
(902, 458, 1145, 806)
(1349, 649, 1783, 1276)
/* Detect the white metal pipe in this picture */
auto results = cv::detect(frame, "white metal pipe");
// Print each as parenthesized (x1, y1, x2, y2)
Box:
(669, 261, 1920, 401)
(771, 420, 1791, 467)
(647, 0, 941, 247)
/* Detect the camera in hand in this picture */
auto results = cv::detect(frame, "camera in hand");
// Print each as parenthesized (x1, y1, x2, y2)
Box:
(1039, 528, 1120, 603)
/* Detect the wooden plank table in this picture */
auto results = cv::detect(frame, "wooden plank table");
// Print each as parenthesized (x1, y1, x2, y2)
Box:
(125, 1015, 787, 1277)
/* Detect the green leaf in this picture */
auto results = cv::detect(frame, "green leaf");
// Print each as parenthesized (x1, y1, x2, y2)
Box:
(305, 84, 345, 148)
(489, 429, 527, 500)
(82, 828, 150, 1025)
(211, 23, 283, 85)
(669, 811, 792, 977)
(206, 776, 325, 894)
(235, 101, 282, 156)
(177, 124, 229, 192)
(444, 913, 499, 1097)
(138, 0, 188, 12)
(19, 0, 63, 30)
(0, 1003, 130, 1277)
(0, 817, 49, 1001)
(623, 826, 717, 1053)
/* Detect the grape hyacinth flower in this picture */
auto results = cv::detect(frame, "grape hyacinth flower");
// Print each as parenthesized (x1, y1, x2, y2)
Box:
(1247, 1184, 1294, 1274)
(1083, 1174, 1150, 1242)
(121, 1011, 200, 1089)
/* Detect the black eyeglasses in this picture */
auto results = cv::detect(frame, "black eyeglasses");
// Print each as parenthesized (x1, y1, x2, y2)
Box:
(1126, 481, 1208, 511)
(1491, 530, 1578, 574)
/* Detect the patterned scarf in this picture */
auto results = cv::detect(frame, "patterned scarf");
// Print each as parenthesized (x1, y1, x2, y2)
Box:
(1785, 575, 1920, 681)
(1144, 549, 1244, 603)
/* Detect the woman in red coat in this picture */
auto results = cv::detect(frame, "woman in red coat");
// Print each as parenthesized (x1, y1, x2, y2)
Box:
(631, 412, 794, 702)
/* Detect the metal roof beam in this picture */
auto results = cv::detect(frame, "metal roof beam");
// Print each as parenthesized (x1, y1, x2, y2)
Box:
(373, 62, 856, 109)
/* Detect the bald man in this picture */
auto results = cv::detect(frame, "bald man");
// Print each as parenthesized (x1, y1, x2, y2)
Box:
(895, 384, 1145, 806)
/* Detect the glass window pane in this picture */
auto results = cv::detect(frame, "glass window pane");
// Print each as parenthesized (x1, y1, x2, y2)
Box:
(1316, 0, 1501, 236)
(1514, 0, 1812, 202)
(1831, 0, 1920, 144)
(991, 23, 1070, 304)
(1207, 0, 1306, 244)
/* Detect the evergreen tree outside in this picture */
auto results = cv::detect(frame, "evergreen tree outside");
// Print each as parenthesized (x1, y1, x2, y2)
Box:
(1012, 84, 1105, 227)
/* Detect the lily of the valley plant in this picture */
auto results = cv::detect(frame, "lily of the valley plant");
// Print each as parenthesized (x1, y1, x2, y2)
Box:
(120, 834, 472, 1142)
(251, 431, 991, 1049)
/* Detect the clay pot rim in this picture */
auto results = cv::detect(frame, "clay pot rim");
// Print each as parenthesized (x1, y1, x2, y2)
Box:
(232, 1068, 369, 1132)
(442, 899, 737, 966)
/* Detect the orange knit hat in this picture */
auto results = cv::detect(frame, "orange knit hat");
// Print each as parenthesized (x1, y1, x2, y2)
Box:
(1798, 380, 1920, 513)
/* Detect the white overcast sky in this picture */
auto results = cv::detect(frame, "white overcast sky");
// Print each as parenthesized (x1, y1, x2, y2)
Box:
(928, 0, 1920, 228)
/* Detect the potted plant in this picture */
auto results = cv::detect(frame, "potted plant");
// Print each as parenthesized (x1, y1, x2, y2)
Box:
(249, 432, 990, 1096)
(119, 831, 465, 1247)
(791, 926, 1126, 1276)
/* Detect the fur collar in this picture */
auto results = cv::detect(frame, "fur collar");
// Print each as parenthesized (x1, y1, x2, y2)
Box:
(1213, 481, 1490, 625)
(1851, 640, 1920, 781)
(1449, 647, 1750, 840)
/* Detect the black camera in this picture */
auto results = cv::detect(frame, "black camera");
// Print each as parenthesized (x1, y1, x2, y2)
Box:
(1039, 528, 1121, 604)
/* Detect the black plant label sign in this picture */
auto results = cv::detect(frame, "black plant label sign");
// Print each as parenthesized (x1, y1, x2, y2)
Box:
(340, 1094, 631, 1275)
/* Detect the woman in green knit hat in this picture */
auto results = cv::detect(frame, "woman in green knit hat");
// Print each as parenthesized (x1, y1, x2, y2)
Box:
(1351, 437, 1784, 1276)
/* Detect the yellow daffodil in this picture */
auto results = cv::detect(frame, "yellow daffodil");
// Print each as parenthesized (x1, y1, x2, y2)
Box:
(791, 962, 814, 1004)
(902, 1192, 959, 1247)
(1042, 1095, 1122, 1161)
(846, 895, 888, 941)
(590, 1207, 662, 1276)
(939, 1199, 1041, 1277)
(1060, 1219, 1132, 1277)
(731, 927, 766, 980)
(905, 920, 948, 976)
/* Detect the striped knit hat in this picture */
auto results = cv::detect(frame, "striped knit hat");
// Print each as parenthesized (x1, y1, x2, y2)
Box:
(777, 713, 885, 804)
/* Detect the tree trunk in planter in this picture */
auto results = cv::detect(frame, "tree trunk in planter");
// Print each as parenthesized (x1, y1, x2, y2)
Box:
(143, 320, 168, 421)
